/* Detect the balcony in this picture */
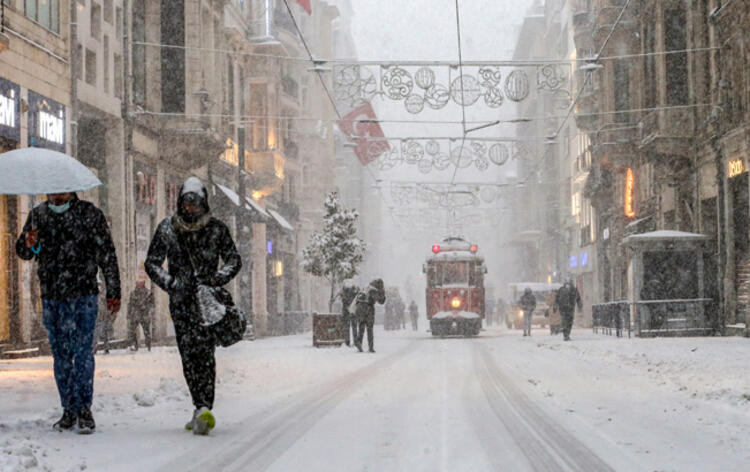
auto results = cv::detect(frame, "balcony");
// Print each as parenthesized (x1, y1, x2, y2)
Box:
(159, 115, 226, 169)
(0, 2, 8, 52)
(281, 76, 298, 100)
(248, 148, 286, 196)
(638, 108, 695, 161)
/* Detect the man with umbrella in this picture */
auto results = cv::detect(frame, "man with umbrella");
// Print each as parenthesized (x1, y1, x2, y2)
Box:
(16, 191, 121, 434)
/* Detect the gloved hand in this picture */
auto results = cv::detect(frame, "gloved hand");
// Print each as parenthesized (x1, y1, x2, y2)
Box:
(107, 298, 121, 315)
(167, 276, 189, 293)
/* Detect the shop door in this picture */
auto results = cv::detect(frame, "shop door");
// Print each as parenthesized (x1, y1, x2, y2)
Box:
(730, 173, 750, 324)
(731, 173, 749, 259)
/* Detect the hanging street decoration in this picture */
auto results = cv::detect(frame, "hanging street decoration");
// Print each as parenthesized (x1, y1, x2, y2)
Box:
(386, 181, 520, 208)
(333, 63, 571, 113)
(354, 138, 531, 172)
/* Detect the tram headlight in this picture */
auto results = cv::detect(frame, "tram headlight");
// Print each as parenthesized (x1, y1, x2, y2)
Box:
(451, 297, 462, 309)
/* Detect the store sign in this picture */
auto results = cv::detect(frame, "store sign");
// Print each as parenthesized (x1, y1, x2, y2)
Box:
(569, 255, 577, 269)
(624, 167, 635, 218)
(28, 91, 66, 152)
(0, 77, 20, 142)
(728, 158, 745, 178)
(580, 252, 588, 267)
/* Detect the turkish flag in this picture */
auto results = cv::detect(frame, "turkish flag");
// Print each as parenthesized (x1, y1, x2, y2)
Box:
(297, 0, 312, 15)
(337, 102, 390, 166)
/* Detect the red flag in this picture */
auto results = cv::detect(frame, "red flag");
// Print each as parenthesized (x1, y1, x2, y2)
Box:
(337, 102, 390, 166)
(296, 0, 312, 15)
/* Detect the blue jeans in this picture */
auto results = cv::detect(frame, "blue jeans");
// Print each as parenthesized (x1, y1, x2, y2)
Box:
(42, 295, 98, 411)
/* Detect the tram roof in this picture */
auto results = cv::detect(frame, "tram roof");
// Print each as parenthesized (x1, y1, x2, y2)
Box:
(427, 250, 484, 263)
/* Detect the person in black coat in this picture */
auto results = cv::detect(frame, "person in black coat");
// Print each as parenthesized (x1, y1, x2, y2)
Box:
(408, 300, 419, 331)
(16, 192, 121, 433)
(145, 177, 241, 435)
(354, 279, 386, 352)
(519, 287, 536, 337)
(127, 280, 155, 351)
(554, 280, 582, 341)
(337, 283, 359, 346)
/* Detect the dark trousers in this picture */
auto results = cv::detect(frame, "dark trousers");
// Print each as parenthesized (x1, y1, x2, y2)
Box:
(127, 315, 152, 350)
(356, 319, 374, 351)
(42, 295, 98, 411)
(173, 317, 216, 410)
(342, 315, 358, 345)
(561, 311, 574, 338)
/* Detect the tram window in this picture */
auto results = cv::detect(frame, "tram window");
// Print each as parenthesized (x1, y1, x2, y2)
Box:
(442, 262, 468, 285)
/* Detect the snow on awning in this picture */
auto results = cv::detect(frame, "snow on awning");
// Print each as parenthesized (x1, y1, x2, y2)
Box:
(213, 182, 241, 206)
(268, 208, 294, 232)
(245, 196, 271, 220)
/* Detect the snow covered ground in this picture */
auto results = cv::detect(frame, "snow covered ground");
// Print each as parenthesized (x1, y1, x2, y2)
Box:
(1, 326, 748, 471)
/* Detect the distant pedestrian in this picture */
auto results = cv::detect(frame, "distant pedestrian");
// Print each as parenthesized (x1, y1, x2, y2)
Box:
(555, 280, 582, 341)
(127, 279, 154, 351)
(337, 282, 359, 346)
(485, 297, 496, 326)
(95, 275, 114, 354)
(408, 300, 419, 331)
(16, 192, 121, 434)
(354, 279, 386, 352)
(519, 287, 536, 337)
(497, 297, 507, 328)
(145, 177, 241, 435)
(396, 296, 406, 330)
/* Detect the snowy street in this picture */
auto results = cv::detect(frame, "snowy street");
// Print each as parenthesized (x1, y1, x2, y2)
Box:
(2, 327, 749, 472)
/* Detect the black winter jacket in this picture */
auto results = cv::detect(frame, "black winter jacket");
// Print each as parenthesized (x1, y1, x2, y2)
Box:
(145, 216, 241, 317)
(519, 291, 537, 313)
(15, 196, 121, 301)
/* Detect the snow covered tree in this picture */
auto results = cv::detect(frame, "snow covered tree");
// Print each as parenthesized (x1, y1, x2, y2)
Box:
(302, 192, 366, 311)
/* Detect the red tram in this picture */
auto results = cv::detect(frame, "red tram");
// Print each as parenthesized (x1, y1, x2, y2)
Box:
(424, 237, 486, 336)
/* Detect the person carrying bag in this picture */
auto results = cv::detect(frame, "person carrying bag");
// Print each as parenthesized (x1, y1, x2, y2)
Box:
(145, 177, 242, 435)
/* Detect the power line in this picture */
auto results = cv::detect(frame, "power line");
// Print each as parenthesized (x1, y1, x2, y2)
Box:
(131, 41, 720, 65)
(281, 0, 343, 121)
(450, 0, 468, 186)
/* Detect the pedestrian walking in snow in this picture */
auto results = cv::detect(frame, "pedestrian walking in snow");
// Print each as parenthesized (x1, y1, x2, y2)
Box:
(396, 296, 406, 330)
(337, 282, 359, 346)
(127, 279, 154, 351)
(497, 297, 507, 328)
(354, 279, 386, 352)
(554, 280, 582, 341)
(94, 275, 114, 355)
(519, 287, 536, 337)
(16, 192, 121, 434)
(145, 177, 241, 435)
(408, 300, 419, 331)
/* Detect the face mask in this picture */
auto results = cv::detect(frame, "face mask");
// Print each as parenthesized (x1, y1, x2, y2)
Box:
(48, 201, 71, 214)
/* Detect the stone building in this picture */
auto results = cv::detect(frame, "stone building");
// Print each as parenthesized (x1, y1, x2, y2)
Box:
(0, 0, 72, 352)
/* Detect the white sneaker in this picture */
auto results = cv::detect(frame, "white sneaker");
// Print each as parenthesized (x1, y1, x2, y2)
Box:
(192, 407, 215, 436)
(185, 409, 199, 431)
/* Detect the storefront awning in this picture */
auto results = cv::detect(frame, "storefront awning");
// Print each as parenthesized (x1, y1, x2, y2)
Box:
(212, 182, 270, 221)
(245, 196, 271, 220)
(268, 208, 294, 232)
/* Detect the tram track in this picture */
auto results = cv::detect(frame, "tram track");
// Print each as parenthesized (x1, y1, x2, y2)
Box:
(473, 342, 615, 472)
(159, 340, 419, 472)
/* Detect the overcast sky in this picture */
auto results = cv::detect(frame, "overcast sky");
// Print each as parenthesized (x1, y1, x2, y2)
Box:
(324, 0, 535, 293)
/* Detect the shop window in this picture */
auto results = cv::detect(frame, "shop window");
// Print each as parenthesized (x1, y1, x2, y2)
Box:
(113, 54, 122, 99)
(115, 7, 122, 40)
(103, 0, 112, 24)
(103, 35, 109, 93)
(665, 7, 688, 106)
(91, 2, 101, 40)
(24, 0, 60, 34)
(132, 0, 146, 106)
(161, 0, 186, 113)
(613, 60, 629, 123)
(85, 49, 96, 86)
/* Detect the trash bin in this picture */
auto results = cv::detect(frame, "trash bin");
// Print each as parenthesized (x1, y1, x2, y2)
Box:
(312, 312, 344, 347)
